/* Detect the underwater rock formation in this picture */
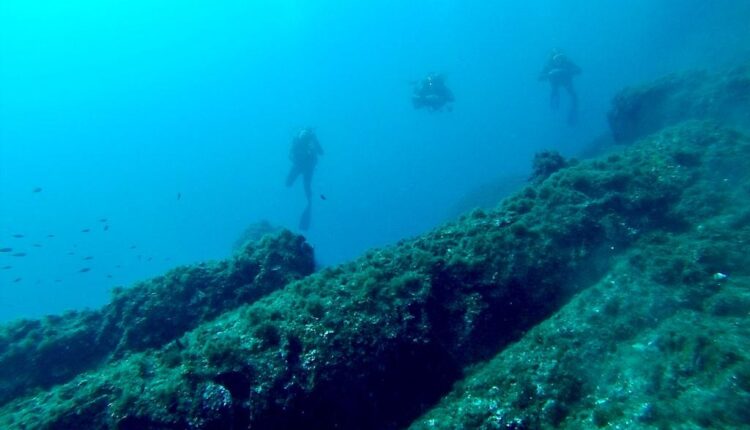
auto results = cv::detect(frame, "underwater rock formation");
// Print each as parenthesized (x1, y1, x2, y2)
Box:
(447, 134, 616, 221)
(231, 220, 282, 252)
(1, 119, 748, 429)
(608, 64, 750, 143)
(411, 222, 750, 429)
(529, 150, 573, 184)
(446, 174, 528, 219)
(0, 230, 313, 408)
(3, 63, 750, 429)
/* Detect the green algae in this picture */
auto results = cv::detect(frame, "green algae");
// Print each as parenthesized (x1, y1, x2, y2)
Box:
(410, 241, 750, 429)
(608, 64, 750, 144)
(3, 63, 750, 428)
(408, 123, 750, 430)
(0, 230, 314, 408)
(0, 120, 747, 429)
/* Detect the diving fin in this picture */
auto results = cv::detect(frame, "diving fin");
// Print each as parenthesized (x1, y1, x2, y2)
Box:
(299, 203, 312, 231)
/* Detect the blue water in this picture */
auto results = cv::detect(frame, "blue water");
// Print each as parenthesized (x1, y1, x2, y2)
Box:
(1, 0, 749, 322)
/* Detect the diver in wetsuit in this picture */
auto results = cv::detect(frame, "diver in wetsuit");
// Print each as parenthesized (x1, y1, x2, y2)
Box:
(286, 128, 323, 230)
(412, 73, 454, 111)
(539, 49, 581, 125)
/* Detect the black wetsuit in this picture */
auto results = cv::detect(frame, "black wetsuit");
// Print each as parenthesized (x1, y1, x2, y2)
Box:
(540, 54, 581, 124)
(286, 133, 323, 202)
(412, 75, 454, 111)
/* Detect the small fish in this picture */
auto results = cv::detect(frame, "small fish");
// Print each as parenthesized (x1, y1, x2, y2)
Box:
(320, 194, 327, 200)
(12, 234, 24, 239)
(1, 265, 11, 270)
(32, 187, 42, 193)
(78, 268, 91, 273)
(13, 278, 22, 283)
(67, 251, 75, 255)
(177, 192, 182, 200)
(32, 243, 42, 248)
(0, 247, 12, 252)
(98, 218, 108, 223)
(129, 245, 137, 250)
(106, 274, 113, 279)
(146, 256, 153, 262)
(83, 256, 94, 260)
(103, 225, 109, 231)
(11, 252, 26, 257)
(81, 228, 91, 233)
(54, 279, 62, 283)
(115, 264, 122, 268)
(47, 234, 55, 238)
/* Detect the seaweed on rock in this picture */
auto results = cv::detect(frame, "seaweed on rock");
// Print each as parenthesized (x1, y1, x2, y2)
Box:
(1, 120, 745, 430)
(0, 230, 314, 408)
(608, 64, 750, 143)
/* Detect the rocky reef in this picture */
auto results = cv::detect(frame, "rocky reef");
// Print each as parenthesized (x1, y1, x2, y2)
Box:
(231, 220, 283, 252)
(446, 174, 528, 219)
(410, 196, 750, 428)
(0, 230, 313, 408)
(1, 68, 749, 430)
(608, 64, 750, 143)
(449, 62, 750, 217)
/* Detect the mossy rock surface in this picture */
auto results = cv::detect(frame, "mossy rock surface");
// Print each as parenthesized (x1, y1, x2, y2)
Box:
(0, 230, 314, 408)
(608, 64, 750, 143)
(1, 120, 748, 429)
(410, 245, 750, 429)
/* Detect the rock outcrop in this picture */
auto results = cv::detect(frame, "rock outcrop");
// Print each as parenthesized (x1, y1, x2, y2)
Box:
(0, 230, 313, 408)
(2, 66, 750, 430)
(608, 65, 750, 143)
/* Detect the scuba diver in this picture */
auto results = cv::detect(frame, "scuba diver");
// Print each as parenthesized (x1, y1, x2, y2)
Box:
(286, 127, 323, 230)
(412, 73, 454, 111)
(538, 49, 581, 125)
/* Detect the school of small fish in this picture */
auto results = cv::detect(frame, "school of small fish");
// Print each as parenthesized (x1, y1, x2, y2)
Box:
(1, 187, 172, 286)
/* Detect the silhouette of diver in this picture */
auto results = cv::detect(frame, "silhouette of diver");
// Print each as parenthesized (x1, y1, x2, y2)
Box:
(412, 73, 454, 111)
(539, 49, 581, 125)
(286, 127, 323, 230)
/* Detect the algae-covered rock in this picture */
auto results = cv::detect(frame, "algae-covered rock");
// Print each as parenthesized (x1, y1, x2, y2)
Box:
(446, 174, 528, 219)
(231, 220, 282, 252)
(409, 122, 750, 429)
(0, 230, 314, 408)
(530, 150, 573, 184)
(1, 121, 746, 429)
(410, 234, 750, 429)
(608, 65, 750, 143)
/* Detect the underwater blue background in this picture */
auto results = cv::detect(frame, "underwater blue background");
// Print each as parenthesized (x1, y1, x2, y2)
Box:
(1, 0, 749, 321)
